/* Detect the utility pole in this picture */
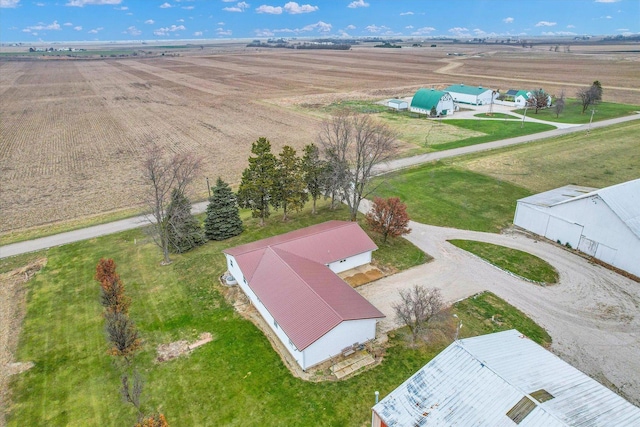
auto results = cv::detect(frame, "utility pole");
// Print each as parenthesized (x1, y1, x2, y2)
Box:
(521, 105, 529, 128)
(588, 109, 596, 134)
(206, 177, 211, 198)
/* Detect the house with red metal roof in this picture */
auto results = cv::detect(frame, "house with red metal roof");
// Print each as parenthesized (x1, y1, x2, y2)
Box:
(223, 220, 385, 370)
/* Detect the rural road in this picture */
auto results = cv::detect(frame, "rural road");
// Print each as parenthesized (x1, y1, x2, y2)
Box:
(357, 219, 640, 406)
(1, 113, 638, 259)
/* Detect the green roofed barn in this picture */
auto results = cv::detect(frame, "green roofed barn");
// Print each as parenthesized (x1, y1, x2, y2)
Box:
(410, 88, 455, 116)
(445, 83, 497, 105)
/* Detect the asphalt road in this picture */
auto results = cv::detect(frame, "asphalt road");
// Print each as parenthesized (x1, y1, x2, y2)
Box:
(1, 113, 638, 259)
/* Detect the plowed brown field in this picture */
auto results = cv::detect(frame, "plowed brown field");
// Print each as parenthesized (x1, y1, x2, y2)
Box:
(1, 45, 638, 233)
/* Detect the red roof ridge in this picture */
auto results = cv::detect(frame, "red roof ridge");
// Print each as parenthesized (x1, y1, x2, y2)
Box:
(270, 246, 345, 320)
(223, 220, 354, 257)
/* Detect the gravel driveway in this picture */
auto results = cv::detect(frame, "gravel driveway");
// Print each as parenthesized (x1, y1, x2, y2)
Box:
(358, 221, 640, 406)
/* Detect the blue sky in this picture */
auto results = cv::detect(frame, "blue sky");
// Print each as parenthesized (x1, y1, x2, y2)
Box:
(1, 0, 638, 43)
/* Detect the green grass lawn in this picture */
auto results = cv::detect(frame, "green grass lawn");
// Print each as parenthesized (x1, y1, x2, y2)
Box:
(514, 99, 640, 124)
(7, 202, 548, 426)
(448, 240, 559, 284)
(457, 120, 640, 193)
(473, 113, 517, 119)
(372, 163, 532, 232)
(429, 120, 555, 151)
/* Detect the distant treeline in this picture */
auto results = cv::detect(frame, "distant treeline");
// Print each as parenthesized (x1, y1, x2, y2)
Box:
(246, 42, 351, 50)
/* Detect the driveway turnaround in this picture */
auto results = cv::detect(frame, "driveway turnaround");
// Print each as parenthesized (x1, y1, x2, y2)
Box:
(358, 221, 640, 406)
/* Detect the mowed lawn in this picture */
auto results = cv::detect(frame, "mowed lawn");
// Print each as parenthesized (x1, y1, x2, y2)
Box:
(513, 99, 640, 124)
(372, 120, 640, 232)
(7, 202, 547, 426)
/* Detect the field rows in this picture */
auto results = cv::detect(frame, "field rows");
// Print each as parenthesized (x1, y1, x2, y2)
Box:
(1, 46, 638, 233)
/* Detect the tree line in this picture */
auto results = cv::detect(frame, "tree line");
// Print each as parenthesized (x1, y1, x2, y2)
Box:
(141, 111, 399, 263)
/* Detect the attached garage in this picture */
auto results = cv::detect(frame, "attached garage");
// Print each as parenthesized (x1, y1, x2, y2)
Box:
(514, 179, 640, 278)
(410, 88, 454, 116)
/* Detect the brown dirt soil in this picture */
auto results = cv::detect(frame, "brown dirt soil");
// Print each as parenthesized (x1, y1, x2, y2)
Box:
(0, 258, 46, 426)
(1, 45, 638, 234)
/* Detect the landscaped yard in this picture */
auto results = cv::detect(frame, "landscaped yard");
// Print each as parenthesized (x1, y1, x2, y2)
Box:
(6, 202, 548, 426)
(513, 99, 640, 124)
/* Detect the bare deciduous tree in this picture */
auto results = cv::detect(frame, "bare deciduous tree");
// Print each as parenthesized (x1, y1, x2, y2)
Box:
(121, 371, 144, 422)
(526, 89, 550, 114)
(318, 112, 398, 221)
(105, 311, 141, 363)
(577, 80, 603, 113)
(554, 90, 566, 118)
(393, 285, 444, 344)
(142, 145, 201, 264)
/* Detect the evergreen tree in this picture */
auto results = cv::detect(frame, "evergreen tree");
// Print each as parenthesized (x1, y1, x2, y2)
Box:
(301, 144, 327, 214)
(204, 177, 244, 240)
(272, 145, 308, 221)
(165, 189, 205, 253)
(237, 137, 277, 226)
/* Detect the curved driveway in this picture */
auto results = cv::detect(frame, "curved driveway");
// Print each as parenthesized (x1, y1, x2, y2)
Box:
(358, 220, 640, 406)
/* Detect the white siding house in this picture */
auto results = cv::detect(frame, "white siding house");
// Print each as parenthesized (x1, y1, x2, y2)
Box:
(223, 221, 385, 370)
(514, 179, 640, 277)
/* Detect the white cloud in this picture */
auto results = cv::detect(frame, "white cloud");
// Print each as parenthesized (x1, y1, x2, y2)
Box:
(24, 20, 61, 31)
(284, 2, 318, 14)
(345, 24, 355, 30)
(604, 15, 612, 19)
(153, 24, 185, 36)
(159, 2, 171, 8)
(36, 2, 44, 6)
(254, 20, 331, 37)
(503, 17, 514, 24)
(405, 25, 413, 29)
(145, 19, 155, 24)
(399, 11, 413, 16)
(63, 22, 73, 26)
(224, 1, 249, 12)
(193, 31, 203, 36)
(182, 5, 194, 9)
(1, 0, 20, 7)
(88, 27, 103, 34)
(541, 31, 576, 36)
(535, 21, 556, 27)
(177, 18, 184, 22)
(66, 0, 121, 6)
(594, 0, 620, 3)
(256, 5, 282, 14)
(348, 0, 368, 8)
(115, 5, 127, 10)
(124, 26, 141, 36)
(301, 20, 330, 32)
(365, 24, 389, 33)
(411, 26, 435, 35)
(448, 27, 471, 37)
(74, 25, 82, 30)
(217, 28, 232, 36)
(567, 24, 575, 28)
(218, 21, 225, 25)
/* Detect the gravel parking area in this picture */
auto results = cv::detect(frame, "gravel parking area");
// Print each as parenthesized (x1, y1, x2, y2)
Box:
(358, 222, 640, 406)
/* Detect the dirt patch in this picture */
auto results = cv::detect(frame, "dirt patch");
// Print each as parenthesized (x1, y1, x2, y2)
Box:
(155, 332, 214, 363)
(340, 265, 384, 287)
(0, 258, 46, 426)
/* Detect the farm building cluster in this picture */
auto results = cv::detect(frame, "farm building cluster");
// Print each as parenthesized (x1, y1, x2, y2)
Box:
(387, 84, 549, 116)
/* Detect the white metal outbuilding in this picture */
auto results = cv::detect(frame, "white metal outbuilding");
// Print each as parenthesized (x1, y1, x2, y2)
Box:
(514, 179, 640, 278)
(372, 329, 640, 426)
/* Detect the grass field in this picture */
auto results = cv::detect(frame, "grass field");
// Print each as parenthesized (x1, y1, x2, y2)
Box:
(514, 99, 640, 123)
(372, 164, 532, 232)
(7, 204, 546, 426)
(457, 120, 640, 193)
(448, 240, 559, 284)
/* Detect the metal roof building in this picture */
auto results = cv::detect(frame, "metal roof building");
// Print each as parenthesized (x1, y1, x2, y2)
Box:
(444, 83, 497, 105)
(514, 179, 640, 278)
(224, 221, 384, 370)
(372, 330, 640, 426)
(410, 88, 455, 116)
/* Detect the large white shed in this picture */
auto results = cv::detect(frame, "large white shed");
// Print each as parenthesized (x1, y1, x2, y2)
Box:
(444, 84, 497, 105)
(514, 179, 640, 277)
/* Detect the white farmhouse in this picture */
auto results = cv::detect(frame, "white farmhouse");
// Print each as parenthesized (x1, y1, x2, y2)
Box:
(223, 221, 384, 370)
(514, 179, 640, 278)
(444, 83, 497, 105)
(372, 330, 640, 426)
